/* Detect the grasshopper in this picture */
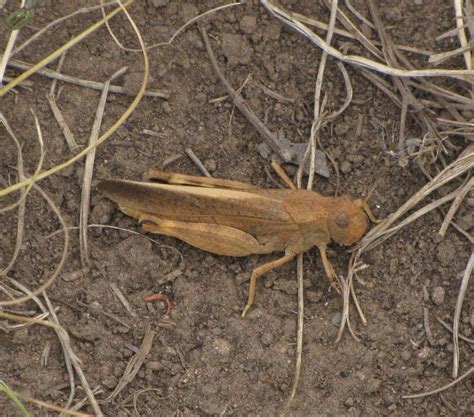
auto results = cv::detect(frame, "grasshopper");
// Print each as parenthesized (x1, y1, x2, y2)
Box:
(99, 166, 376, 317)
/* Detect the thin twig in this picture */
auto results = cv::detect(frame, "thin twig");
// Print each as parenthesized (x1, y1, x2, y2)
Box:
(50, 52, 67, 97)
(0, 1, 134, 96)
(452, 250, 474, 378)
(436, 317, 474, 344)
(0, 114, 26, 276)
(3, 56, 167, 98)
(0, 0, 24, 85)
(110, 282, 137, 318)
(185, 148, 211, 177)
(402, 367, 474, 399)
(47, 92, 79, 151)
(105, 325, 156, 402)
(200, 25, 294, 163)
(439, 177, 474, 237)
(12, 0, 120, 56)
(261, 0, 474, 80)
(0, 0, 150, 198)
(453, 0, 472, 70)
(0, 112, 45, 214)
(80, 67, 124, 265)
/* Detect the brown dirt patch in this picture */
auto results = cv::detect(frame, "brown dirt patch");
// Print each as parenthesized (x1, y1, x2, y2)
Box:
(1, 1, 472, 416)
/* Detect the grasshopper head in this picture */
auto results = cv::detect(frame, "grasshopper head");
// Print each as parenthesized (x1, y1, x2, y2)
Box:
(327, 197, 368, 245)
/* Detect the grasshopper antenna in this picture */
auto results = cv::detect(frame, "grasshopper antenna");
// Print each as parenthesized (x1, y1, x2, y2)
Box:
(358, 179, 382, 224)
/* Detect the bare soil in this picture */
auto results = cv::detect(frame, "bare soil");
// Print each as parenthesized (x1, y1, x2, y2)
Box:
(1, 1, 473, 416)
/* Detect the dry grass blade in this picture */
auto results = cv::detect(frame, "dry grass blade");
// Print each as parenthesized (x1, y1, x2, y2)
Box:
(0, 0, 133, 96)
(296, 10, 431, 56)
(261, 0, 474, 80)
(0, 18, 20, 85)
(286, 0, 342, 407)
(0, 380, 31, 417)
(436, 317, 474, 344)
(325, 62, 353, 122)
(337, 259, 367, 342)
(429, 43, 474, 66)
(0, 311, 100, 416)
(451, 250, 474, 378)
(322, 0, 383, 61)
(6, 281, 77, 412)
(47, 224, 184, 263)
(110, 282, 137, 318)
(0, 0, 149, 198)
(402, 366, 474, 399)
(357, 146, 474, 252)
(76, 300, 131, 329)
(68, 387, 103, 415)
(286, 254, 304, 409)
(185, 148, 211, 177)
(200, 25, 293, 164)
(3, 56, 167, 98)
(1, 384, 92, 416)
(454, 0, 472, 69)
(344, 0, 374, 29)
(0, 183, 68, 307)
(0, 112, 44, 214)
(105, 325, 156, 402)
(439, 177, 474, 237)
(100, 1, 241, 52)
(0, 114, 26, 276)
(11, 1, 119, 56)
(50, 52, 66, 97)
(47, 93, 79, 151)
(79, 67, 124, 266)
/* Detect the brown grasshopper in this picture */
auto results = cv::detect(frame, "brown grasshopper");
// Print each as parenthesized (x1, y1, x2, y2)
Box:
(99, 166, 377, 317)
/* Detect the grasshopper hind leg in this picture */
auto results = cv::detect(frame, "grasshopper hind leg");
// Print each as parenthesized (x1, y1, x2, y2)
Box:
(241, 252, 295, 317)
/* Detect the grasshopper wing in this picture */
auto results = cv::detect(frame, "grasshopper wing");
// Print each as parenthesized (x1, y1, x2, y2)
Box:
(98, 179, 297, 238)
(146, 169, 259, 190)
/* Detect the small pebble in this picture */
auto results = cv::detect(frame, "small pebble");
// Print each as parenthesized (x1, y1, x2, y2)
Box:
(431, 286, 445, 305)
(340, 160, 352, 174)
(344, 397, 354, 407)
(365, 378, 382, 394)
(408, 379, 423, 392)
(240, 15, 257, 34)
(205, 159, 217, 173)
(161, 102, 171, 114)
(261, 332, 273, 346)
(383, 390, 395, 406)
(457, 213, 473, 230)
(436, 242, 455, 267)
(331, 311, 342, 326)
(148, 0, 169, 6)
(401, 350, 411, 361)
(213, 338, 232, 356)
(347, 407, 361, 417)
(340, 370, 350, 378)
(145, 361, 164, 371)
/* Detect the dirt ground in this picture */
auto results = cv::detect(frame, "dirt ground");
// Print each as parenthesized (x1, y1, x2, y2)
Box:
(1, 0, 473, 416)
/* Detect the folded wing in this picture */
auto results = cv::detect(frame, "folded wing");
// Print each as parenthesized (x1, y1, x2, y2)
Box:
(98, 179, 298, 236)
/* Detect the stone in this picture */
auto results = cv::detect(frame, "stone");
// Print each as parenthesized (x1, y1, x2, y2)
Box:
(431, 286, 445, 305)
(221, 33, 254, 66)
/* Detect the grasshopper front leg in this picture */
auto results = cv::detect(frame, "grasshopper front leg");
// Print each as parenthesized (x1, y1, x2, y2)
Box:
(317, 244, 342, 293)
(241, 252, 296, 317)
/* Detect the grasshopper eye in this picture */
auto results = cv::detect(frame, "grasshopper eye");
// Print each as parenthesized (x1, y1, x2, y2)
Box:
(335, 212, 349, 228)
